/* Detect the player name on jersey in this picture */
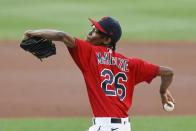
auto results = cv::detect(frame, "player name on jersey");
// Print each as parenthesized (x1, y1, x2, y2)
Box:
(96, 52, 129, 72)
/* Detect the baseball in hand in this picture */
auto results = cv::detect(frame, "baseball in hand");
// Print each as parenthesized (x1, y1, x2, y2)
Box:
(164, 101, 175, 112)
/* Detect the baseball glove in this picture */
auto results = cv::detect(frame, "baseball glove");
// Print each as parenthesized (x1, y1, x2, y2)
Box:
(20, 36, 56, 61)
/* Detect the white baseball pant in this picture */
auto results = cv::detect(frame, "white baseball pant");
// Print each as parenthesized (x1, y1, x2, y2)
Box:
(88, 117, 131, 131)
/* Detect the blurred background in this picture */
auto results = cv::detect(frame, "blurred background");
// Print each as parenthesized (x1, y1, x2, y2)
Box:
(0, 0, 196, 41)
(0, 0, 195, 131)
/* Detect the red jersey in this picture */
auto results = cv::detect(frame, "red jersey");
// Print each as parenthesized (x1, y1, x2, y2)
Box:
(68, 38, 159, 118)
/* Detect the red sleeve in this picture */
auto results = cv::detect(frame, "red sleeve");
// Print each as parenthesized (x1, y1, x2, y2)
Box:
(67, 38, 92, 72)
(131, 58, 159, 85)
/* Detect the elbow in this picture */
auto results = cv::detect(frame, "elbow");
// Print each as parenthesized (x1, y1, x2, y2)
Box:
(167, 67, 174, 76)
(170, 68, 174, 76)
(57, 32, 66, 41)
(57, 32, 75, 48)
(159, 66, 174, 77)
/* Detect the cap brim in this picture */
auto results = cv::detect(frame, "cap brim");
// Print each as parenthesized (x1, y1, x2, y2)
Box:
(89, 18, 107, 34)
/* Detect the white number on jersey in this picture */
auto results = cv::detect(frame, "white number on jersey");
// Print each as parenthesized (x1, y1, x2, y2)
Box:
(101, 69, 127, 101)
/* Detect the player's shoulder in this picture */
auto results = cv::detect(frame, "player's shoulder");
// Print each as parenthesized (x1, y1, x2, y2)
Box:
(74, 38, 94, 50)
(126, 57, 145, 67)
(75, 38, 90, 45)
(111, 50, 143, 62)
(128, 57, 142, 61)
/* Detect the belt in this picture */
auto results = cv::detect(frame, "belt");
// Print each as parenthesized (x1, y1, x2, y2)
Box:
(93, 117, 130, 125)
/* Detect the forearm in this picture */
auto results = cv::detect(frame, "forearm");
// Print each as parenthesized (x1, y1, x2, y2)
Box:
(160, 74, 173, 94)
(158, 66, 174, 94)
(158, 66, 174, 105)
(24, 29, 75, 48)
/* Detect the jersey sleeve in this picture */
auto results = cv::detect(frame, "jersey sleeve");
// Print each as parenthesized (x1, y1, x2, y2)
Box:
(131, 58, 159, 85)
(67, 38, 92, 72)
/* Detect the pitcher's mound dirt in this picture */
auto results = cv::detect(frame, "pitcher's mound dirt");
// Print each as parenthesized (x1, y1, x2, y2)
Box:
(0, 41, 195, 118)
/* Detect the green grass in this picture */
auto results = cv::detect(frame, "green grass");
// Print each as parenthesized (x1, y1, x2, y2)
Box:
(0, 116, 195, 131)
(0, 0, 196, 40)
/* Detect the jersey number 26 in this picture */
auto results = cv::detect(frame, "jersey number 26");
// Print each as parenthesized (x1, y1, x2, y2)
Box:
(101, 69, 127, 101)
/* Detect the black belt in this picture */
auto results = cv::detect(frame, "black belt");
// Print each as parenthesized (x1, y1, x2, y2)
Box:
(111, 118, 122, 123)
(93, 118, 130, 124)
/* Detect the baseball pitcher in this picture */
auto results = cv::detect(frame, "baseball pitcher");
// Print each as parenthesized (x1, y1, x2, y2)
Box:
(23, 16, 174, 131)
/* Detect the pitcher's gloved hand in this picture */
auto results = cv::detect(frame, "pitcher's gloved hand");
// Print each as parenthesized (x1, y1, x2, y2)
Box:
(20, 36, 56, 61)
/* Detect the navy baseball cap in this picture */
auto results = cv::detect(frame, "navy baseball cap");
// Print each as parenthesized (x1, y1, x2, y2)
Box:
(89, 16, 122, 44)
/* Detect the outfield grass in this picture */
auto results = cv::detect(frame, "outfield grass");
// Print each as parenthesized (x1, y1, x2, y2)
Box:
(0, 116, 195, 131)
(0, 0, 196, 40)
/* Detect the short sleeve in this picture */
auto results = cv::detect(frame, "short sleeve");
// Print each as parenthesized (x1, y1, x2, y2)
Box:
(131, 58, 159, 85)
(67, 38, 93, 72)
